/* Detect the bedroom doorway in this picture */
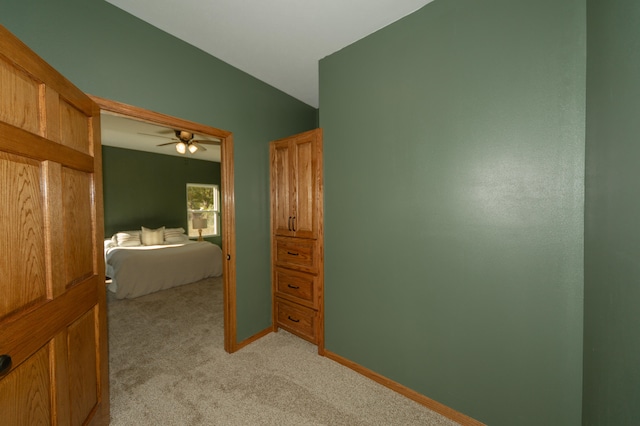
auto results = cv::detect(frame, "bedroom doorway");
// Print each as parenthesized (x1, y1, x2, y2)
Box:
(91, 96, 238, 353)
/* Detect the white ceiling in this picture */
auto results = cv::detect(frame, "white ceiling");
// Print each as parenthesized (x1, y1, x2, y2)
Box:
(101, 0, 435, 160)
(104, 0, 435, 108)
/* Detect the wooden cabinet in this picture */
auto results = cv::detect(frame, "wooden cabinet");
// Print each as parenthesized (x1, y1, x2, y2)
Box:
(271, 129, 321, 239)
(270, 129, 323, 352)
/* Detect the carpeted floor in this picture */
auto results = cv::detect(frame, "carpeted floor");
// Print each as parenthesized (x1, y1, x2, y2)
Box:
(107, 277, 459, 425)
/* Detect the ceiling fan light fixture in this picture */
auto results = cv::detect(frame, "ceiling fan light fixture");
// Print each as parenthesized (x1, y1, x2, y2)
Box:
(176, 141, 187, 154)
(176, 130, 194, 142)
(188, 143, 198, 154)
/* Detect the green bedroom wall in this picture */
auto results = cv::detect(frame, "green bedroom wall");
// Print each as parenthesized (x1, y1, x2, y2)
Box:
(0, 0, 317, 341)
(583, 0, 640, 424)
(319, 0, 585, 425)
(102, 146, 222, 247)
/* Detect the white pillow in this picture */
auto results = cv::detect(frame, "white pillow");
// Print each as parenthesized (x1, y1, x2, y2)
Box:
(141, 226, 165, 246)
(164, 227, 188, 243)
(115, 231, 141, 247)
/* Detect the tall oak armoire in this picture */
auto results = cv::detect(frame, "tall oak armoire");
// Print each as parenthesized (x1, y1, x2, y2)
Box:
(270, 128, 324, 353)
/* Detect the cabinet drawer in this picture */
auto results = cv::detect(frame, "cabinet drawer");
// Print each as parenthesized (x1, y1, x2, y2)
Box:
(275, 299, 317, 343)
(275, 268, 316, 308)
(274, 237, 317, 273)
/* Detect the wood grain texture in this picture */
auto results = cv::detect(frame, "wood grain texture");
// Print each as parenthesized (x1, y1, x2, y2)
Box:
(0, 277, 97, 374)
(67, 309, 98, 426)
(291, 135, 316, 238)
(59, 99, 91, 155)
(275, 267, 317, 308)
(220, 134, 237, 353)
(91, 108, 111, 425)
(270, 129, 320, 240)
(274, 236, 317, 273)
(271, 140, 293, 237)
(0, 345, 51, 426)
(0, 56, 40, 135)
(90, 95, 231, 139)
(50, 331, 71, 425)
(270, 129, 323, 349)
(275, 298, 317, 343)
(43, 161, 65, 299)
(0, 24, 108, 425)
(0, 121, 94, 171)
(0, 152, 46, 319)
(63, 167, 94, 287)
(0, 27, 94, 118)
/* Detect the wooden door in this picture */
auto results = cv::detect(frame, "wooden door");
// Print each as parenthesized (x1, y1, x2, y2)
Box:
(290, 130, 320, 239)
(270, 129, 321, 239)
(271, 139, 294, 237)
(0, 26, 109, 425)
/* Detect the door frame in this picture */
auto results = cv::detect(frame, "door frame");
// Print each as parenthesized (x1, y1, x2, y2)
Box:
(90, 96, 238, 353)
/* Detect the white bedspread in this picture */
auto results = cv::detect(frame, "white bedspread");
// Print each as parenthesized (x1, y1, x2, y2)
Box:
(105, 241, 223, 299)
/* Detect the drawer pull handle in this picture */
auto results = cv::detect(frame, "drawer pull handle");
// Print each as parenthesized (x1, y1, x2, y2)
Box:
(287, 251, 299, 256)
(287, 316, 300, 323)
(287, 284, 300, 289)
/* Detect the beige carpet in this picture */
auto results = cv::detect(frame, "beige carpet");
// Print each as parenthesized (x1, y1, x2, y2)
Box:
(107, 277, 459, 425)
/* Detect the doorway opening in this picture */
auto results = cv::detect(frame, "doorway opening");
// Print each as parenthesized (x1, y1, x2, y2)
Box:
(91, 96, 238, 353)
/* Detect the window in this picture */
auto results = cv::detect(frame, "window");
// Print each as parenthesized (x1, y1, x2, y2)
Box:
(187, 183, 220, 238)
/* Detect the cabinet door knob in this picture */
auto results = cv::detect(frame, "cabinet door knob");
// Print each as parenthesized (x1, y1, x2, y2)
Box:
(0, 354, 12, 377)
(292, 216, 296, 231)
(288, 216, 292, 231)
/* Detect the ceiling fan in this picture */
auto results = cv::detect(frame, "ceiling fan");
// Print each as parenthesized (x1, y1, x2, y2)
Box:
(142, 129, 220, 154)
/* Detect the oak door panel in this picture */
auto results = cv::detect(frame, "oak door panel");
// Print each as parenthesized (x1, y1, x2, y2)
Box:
(0, 25, 108, 425)
(0, 345, 51, 426)
(0, 58, 40, 135)
(63, 167, 94, 287)
(0, 153, 46, 319)
(59, 99, 92, 155)
(68, 308, 99, 426)
(291, 135, 316, 238)
(271, 140, 294, 236)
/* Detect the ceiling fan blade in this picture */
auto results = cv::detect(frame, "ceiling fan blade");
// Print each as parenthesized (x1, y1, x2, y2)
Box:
(157, 142, 176, 147)
(192, 139, 220, 145)
(139, 132, 174, 139)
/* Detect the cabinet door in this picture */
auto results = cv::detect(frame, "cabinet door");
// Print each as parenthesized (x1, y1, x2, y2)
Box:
(270, 129, 321, 239)
(0, 26, 108, 425)
(271, 139, 295, 237)
(290, 132, 319, 239)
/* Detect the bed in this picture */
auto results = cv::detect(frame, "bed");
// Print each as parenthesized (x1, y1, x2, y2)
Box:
(105, 227, 223, 299)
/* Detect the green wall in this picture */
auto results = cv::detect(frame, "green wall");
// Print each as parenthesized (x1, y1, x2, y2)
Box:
(0, 0, 317, 341)
(9, 0, 640, 424)
(102, 146, 222, 247)
(320, 0, 585, 424)
(584, 0, 640, 424)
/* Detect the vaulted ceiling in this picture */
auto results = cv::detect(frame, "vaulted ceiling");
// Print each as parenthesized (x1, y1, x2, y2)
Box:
(105, 0, 434, 108)
(101, 0, 434, 161)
